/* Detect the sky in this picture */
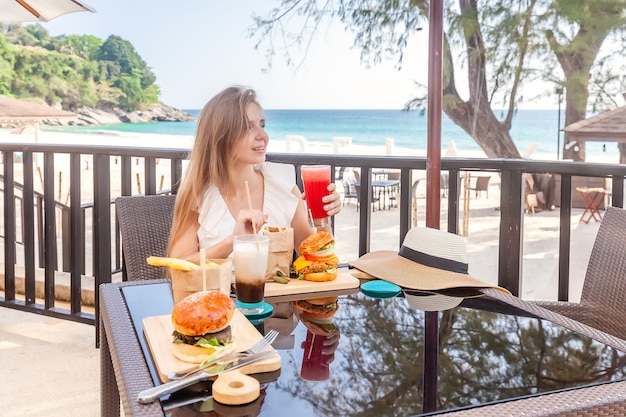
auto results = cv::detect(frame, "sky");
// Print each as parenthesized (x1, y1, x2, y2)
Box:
(39, 0, 558, 111)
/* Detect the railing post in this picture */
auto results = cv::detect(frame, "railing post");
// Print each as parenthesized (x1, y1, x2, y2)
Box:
(612, 176, 624, 207)
(358, 167, 372, 256)
(121, 155, 133, 196)
(43, 152, 58, 308)
(70, 153, 83, 314)
(145, 156, 157, 195)
(94, 152, 112, 346)
(61, 208, 70, 272)
(498, 170, 524, 295)
(22, 151, 36, 304)
(558, 174, 572, 301)
(171, 158, 183, 194)
(3, 150, 16, 301)
(399, 168, 412, 245)
(447, 169, 461, 234)
(37, 195, 44, 269)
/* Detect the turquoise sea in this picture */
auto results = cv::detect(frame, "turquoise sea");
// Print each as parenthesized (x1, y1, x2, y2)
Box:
(59, 109, 611, 159)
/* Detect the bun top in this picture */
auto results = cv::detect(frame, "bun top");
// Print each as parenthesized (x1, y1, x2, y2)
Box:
(305, 296, 339, 306)
(299, 231, 334, 254)
(172, 291, 235, 336)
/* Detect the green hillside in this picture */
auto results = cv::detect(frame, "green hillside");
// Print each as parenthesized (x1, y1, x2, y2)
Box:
(0, 23, 159, 112)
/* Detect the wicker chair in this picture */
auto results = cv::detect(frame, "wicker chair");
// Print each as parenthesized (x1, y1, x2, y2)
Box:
(469, 175, 491, 198)
(533, 205, 626, 340)
(115, 194, 176, 280)
(341, 178, 358, 207)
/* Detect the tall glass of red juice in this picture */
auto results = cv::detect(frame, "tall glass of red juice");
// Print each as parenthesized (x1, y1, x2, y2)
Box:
(301, 165, 330, 225)
(300, 329, 331, 381)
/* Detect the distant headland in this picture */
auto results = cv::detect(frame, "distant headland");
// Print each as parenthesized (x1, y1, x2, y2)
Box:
(48, 103, 196, 126)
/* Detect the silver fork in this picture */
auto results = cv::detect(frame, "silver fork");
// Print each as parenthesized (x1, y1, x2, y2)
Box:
(166, 329, 279, 380)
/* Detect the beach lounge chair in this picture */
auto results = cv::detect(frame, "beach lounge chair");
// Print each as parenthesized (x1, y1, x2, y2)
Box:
(533, 205, 626, 340)
(115, 194, 176, 280)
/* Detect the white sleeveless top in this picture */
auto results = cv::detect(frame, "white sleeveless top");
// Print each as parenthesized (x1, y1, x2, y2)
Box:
(196, 162, 299, 249)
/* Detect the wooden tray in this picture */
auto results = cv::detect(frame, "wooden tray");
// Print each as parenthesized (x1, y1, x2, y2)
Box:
(264, 268, 360, 298)
(143, 311, 281, 383)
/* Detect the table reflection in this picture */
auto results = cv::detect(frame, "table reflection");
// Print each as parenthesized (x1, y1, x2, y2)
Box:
(262, 293, 626, 417)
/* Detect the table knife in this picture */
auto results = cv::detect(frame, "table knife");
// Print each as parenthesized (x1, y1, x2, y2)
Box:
(137, 351, 274, 404)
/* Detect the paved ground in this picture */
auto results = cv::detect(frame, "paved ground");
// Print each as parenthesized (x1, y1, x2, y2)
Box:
(0, 174, 604, 416)
(0, 308, 100, 417)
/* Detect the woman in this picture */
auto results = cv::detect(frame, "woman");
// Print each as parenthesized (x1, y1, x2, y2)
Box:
(169, 86, 341, 260)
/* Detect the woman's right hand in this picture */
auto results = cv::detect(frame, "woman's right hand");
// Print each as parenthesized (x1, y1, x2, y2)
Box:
(234, 209, 268, 235)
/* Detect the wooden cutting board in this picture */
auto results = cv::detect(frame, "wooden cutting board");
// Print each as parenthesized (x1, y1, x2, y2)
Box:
(264, 268, 360, 297)
(143, 311, 281, 383)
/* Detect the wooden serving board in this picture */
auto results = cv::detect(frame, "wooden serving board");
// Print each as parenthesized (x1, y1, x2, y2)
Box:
(264, 268, 360, 298)
(143, 311, 281, 383)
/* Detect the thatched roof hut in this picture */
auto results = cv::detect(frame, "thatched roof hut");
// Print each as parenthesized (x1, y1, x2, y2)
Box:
(0, 96, 77, 124)
(564, 105, 626, 163)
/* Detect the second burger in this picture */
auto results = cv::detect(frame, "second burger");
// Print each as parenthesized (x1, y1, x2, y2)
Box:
(293, 231, 339, 282)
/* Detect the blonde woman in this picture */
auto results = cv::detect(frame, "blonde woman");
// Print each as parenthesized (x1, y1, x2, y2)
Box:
(169, 86, 341, 260)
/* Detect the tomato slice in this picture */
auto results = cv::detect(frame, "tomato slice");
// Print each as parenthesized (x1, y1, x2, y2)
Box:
(303, 253, 338, 263)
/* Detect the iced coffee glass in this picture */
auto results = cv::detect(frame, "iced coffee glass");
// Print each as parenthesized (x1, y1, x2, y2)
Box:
(233, 234, 270, 315)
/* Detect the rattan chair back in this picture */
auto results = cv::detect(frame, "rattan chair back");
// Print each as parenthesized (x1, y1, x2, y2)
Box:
(579, 205, 626, 307)
(533, 205, 626, 340)
(116, 194, 176, 280)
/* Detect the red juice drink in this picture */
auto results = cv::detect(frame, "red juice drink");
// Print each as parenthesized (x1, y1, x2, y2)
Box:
(300, 330, 331, 381)
(301, 165, 330, 220)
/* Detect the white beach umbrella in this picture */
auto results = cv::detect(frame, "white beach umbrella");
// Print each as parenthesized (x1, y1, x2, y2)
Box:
(0, 0, 95, 22)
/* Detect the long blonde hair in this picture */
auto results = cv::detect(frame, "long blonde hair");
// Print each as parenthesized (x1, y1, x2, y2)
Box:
(169, 86, 260, 253)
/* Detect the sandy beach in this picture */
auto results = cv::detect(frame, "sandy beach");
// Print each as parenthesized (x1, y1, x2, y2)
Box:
(1, 127, 612, 303)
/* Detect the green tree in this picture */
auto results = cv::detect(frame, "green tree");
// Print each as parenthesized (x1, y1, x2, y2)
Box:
(97, 34, 159, 108)
(113, 73, 145, 111)
(0, 35, 14, 95)
(57, 34, 103, 60)
(2, 23, 39, 46)
(542, 0, 626, 160)
(0, 24, 161, 112)
(249, 0, 626, 161)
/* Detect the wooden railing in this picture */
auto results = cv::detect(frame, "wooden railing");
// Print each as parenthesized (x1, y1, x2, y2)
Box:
(0, 143, 624, 329)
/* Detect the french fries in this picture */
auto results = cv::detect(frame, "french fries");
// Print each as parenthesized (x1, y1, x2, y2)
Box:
(146, 256, 218, 271)
(262, 226, 293, 233)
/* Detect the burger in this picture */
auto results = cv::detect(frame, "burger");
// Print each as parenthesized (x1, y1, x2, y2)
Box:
(294, 296, 339, 327)
(293, 231, 339, 282)
(171, 291, 236, 364)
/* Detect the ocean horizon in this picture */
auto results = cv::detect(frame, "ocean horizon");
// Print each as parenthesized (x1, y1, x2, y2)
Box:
(48, 109, 615, 160)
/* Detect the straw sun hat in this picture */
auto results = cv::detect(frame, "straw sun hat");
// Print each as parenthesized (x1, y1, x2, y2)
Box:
(350, 227, 509, 299)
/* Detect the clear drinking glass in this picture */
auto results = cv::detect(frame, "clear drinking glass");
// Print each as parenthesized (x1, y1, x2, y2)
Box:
(233, 234, 270, 314)
(301, 165, 331, 229)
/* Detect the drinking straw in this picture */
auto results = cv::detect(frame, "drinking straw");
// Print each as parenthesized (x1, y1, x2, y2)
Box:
(244, 181, 259, 249)
(308, 208, 315, 230)
(307, 334, 316, 360)
(200, 247, 206, 292)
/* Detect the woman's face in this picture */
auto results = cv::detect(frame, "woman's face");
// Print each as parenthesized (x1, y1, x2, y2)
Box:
(233, 102, 268, 165)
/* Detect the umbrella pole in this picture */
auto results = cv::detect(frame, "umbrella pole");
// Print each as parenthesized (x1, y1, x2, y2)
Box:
(426, 0, 443, 230)
(423, 0, 444, 414)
